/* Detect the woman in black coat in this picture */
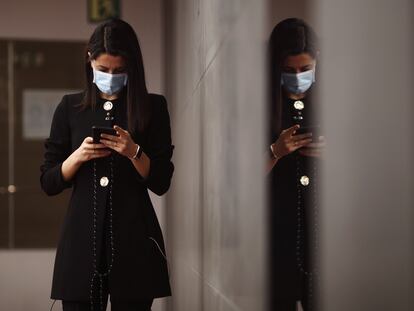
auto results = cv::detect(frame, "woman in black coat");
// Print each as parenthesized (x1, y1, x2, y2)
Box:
(266, 19, 324, 311)
(40, 19, 174, 311)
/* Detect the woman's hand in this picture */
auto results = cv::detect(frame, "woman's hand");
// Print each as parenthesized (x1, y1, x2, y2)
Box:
(72, 136, 111, 164)
(99, 125, 138, 158)
(299, 136, 326, 158)
(100, 125, 151, 179)
(271, 124, 313, 159)
(61, 137, 111, 182)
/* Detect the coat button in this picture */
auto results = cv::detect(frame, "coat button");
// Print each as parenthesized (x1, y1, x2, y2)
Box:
(294, 100, 305, 110)
(100, 176, 109, 187)
(300, 175, 310, 186)
(103, 101, 113, 111)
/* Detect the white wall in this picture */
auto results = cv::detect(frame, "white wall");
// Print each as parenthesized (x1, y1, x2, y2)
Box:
(165, 1, 267, 310)
(0, 1, 166, 310)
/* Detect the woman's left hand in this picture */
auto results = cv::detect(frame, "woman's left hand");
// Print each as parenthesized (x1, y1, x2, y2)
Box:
(100, 125, 138, 159)
(299, 136, 326, 158)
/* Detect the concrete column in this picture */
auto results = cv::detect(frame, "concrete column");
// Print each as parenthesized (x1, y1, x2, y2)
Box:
(165, 1, 267, 310)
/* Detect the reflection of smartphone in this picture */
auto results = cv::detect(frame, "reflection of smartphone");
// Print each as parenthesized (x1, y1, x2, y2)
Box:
(294, 125, 323, 142)
(92, 126, 118, 144)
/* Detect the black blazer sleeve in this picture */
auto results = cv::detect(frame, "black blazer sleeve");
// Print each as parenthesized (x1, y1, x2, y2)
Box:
(40, 95, 73, 196)
(135, 95, 174, 196)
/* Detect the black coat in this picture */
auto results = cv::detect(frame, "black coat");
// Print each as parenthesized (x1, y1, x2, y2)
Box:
(269, 96, 319, 304)
(40, 91, 174, 302)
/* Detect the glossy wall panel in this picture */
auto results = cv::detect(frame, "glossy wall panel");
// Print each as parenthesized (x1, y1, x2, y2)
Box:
(316, 0, 414, 310)
(165, 1, 267, 310)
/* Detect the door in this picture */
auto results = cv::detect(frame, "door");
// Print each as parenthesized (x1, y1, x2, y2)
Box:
(0, 39, 85, 248)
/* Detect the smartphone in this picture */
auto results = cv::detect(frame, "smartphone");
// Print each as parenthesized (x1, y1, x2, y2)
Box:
(294, 125, 323, 142)
(92, 126, 118, 144)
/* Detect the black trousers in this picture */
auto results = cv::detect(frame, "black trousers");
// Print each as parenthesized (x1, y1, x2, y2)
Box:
(62, 299, 153, 311)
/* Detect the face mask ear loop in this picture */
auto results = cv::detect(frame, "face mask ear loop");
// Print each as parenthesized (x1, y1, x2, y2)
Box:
(312, 64, 317, 83)
(91, 59, 97, 83)
(92, 68, 97, 84)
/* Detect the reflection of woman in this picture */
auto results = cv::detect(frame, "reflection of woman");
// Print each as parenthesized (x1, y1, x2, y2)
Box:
(40, 19, 174, 311)
(267, 18, 324, 311)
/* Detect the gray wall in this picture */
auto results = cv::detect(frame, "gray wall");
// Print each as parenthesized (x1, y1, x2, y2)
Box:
(316, 0, 414, 310)
(165, 0, 267, 310)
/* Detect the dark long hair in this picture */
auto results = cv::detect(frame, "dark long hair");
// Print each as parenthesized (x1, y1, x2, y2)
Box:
(268, 18, 319, 137)
(78, 18, 150, 135)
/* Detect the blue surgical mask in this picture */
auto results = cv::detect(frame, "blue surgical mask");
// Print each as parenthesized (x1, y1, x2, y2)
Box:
(281, 69, 315, 94)
(92, 68, 128, 95)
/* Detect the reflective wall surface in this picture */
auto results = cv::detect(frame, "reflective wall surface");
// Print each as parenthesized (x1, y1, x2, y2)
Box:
(317, 0, 414, 310)
(165, 0, 267, 310)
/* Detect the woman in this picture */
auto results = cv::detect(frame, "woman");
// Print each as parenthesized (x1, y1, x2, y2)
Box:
(40, 19, 174, 311)
(267, 18, 325, 311)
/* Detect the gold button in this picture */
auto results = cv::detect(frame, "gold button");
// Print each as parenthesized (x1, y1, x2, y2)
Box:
(100, 176, 109, 187)
(103, 101, 113, 111)
(294, 100, 305, 110)
(300, 175, 310, 186)
(8, 185, 17, 193)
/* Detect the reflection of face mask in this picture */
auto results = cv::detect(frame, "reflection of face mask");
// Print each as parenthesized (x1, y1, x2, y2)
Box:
(281, 69, 315, 94)
(92, 68, 128, 95)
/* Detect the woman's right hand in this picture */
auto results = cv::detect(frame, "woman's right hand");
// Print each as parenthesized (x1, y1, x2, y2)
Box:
(72, 137, 112, 164)
(62, 137, 110, 182)
(271, 125, 313, 159)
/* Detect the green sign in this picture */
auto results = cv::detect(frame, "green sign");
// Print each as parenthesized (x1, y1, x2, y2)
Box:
(88, 0, 120, 23)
